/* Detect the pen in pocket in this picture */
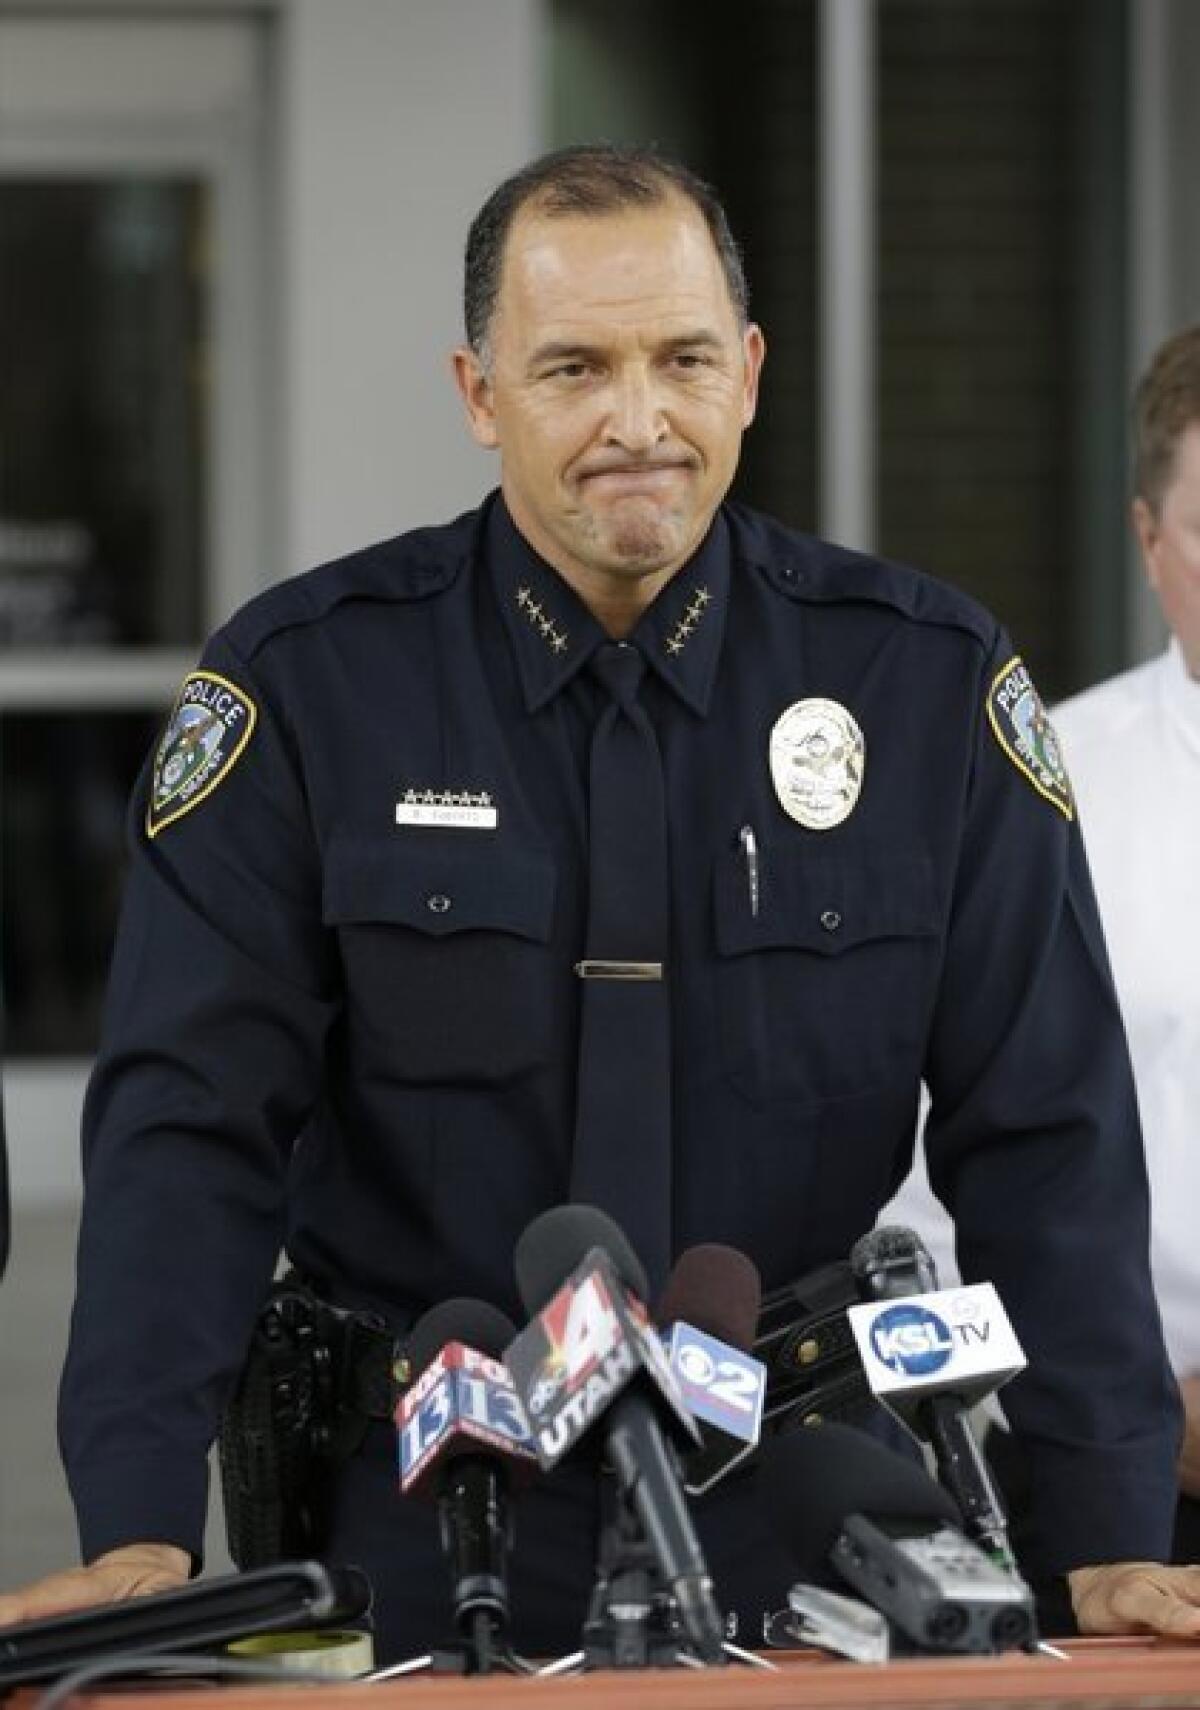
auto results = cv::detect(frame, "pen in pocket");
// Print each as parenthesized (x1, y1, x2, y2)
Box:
(738, 823, 759, 918)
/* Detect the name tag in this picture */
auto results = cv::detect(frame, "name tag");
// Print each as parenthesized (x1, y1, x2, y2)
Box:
(395, 794, 498, 831)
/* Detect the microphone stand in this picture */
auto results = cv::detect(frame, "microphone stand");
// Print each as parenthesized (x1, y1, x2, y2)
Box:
(538, 1482, 769, 1676)
(580, 1486, 692, 1670)
(368, 1628, 535, 1681)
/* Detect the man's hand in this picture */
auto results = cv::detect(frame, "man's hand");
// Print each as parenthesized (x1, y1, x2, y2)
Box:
(0, 1543, 190, 1627)
(1177, 1375, 1200, 1499)
(1069, 1562, 1200, 1638)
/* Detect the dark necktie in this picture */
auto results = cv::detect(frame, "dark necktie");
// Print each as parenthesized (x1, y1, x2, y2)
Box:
(570, 641, 672, 1294)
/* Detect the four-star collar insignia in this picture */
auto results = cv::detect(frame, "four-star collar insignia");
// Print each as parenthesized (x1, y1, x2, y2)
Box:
(146, 670, 258, 838)
(663, 584, 714, 657)
(515, 584, 570, 655)
(986, 655, 1073, 819)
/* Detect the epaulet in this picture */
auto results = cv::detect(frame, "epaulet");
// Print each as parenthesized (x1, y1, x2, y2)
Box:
(222, 506, 480, 661)
(726, 502, 997, 653)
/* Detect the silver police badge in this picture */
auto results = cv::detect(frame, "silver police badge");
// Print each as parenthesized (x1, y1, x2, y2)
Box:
(769, 697, 865, 831)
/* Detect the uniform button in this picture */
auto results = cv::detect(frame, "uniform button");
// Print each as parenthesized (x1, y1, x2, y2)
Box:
(819, 909, 842, 932)
(426, 893, 452, 914)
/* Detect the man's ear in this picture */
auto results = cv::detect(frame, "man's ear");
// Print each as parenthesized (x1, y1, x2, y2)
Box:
(741, 323, 766, 428)
(452, 346, 499, 449)
(1132, 494, 1160, 589)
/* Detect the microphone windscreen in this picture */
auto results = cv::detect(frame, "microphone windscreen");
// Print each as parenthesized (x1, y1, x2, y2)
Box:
(514, 1203, 648, 1311)
(655, 1244, 761, 1351)
(406, 1297, 518, 1374)
(757, 1421, 962, 1578)
(850, 1225, 939, 1295)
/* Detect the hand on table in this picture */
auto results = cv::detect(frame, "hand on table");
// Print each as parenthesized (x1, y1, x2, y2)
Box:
(0, 1543, 190, 1627)
(1069, 1561, 1200, 1638)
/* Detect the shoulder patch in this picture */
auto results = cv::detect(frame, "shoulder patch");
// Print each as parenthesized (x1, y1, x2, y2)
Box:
(986, 655, 1073, 820)
(146, 670, 258, 838)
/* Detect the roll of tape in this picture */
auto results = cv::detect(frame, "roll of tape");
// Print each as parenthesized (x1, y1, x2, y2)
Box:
(227, 1627, 375, 1678)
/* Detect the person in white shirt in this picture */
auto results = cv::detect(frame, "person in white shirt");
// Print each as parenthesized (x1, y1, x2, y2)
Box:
(883, 322, 1200, 1564)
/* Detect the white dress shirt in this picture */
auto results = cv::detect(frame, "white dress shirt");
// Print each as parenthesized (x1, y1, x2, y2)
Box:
(883, 640, 1200, 1378)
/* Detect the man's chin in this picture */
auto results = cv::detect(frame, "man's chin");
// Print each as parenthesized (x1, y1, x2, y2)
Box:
(598, 511, 688, 574)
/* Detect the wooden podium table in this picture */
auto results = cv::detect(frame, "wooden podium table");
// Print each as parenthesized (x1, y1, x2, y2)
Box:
(40, 1638, 1200, 1710)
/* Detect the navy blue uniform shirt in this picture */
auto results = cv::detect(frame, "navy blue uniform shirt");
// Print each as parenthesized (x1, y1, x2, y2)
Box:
(61, 495, 1179, 1646)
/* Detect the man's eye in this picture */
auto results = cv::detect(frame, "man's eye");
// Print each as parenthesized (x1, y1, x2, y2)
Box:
(672, 352, 710, 371)
(550, 362, 591, 380)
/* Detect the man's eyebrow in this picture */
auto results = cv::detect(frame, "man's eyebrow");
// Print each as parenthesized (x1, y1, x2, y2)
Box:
(526, 339, 603, 368)
(525, 329, 728, 369)
(659, 330, 726, 353)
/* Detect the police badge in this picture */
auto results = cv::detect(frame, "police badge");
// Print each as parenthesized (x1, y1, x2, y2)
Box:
(769, 697, 865, 831)
(147, 670, 258, 838)
(986, 656, 1073, 820)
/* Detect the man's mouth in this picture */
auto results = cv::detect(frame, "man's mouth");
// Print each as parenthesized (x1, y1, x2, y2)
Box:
(578, 463, 692, 496)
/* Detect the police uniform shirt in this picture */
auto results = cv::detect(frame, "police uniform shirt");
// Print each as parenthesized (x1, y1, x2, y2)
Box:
(60, 494, 1179, 1636)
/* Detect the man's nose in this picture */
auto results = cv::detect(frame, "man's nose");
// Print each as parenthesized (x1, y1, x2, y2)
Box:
(602, 366, 669, 452)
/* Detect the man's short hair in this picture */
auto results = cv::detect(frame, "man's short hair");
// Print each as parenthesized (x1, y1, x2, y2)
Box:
(463, 143, 749, 360)
(1132, 324, 1200, 512)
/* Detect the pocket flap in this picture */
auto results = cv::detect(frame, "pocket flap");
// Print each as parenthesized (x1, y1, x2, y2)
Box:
(715, 845, 939, 956)
(324, 834, 556, 941)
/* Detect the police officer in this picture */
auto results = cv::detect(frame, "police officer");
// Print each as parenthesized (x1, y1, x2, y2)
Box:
(2, 145, 1199, 1651)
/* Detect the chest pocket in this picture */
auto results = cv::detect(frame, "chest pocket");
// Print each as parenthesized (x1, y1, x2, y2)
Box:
(713, 844, 940, 1106)
(324, 834, 557, 1085)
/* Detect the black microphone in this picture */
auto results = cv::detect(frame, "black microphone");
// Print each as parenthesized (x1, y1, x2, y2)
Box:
(397, 1298, 536, 1669)
(758, 1422, 1035, 1656)
(850, 1226, 1019, 1573)
(506, 1204, 726, 1664)
(655, 1244, 767, 1493)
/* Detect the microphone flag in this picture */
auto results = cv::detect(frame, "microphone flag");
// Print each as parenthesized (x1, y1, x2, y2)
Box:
(504, 1245, 697, 1469)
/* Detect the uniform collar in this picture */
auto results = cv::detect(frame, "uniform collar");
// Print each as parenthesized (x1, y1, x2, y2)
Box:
(1159, 634, 1200, 753)
(488, 497, 606, 711)
(631, 509, 730, 716)
(487, 494, 730, 716)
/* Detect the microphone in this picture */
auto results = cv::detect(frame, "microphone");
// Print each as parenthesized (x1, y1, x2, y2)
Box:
(505, 1204, 726, 1665)
(758, 1423, 1035, 1656)
(848, 1227, 1026, 1572)
(396, 1298, 537, 1668)
(655, 1244, 767, 1494)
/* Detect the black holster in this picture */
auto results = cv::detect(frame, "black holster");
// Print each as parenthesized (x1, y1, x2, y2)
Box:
(217, 1274, 398, 1569)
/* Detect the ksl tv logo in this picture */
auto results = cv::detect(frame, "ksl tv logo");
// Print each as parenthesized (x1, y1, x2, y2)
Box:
(869, 1302, 970, 1374)
(847, 1283, 1026, 1415)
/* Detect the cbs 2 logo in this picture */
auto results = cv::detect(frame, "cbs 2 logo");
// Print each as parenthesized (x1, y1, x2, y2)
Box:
(675, 1342, 760, 1411)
